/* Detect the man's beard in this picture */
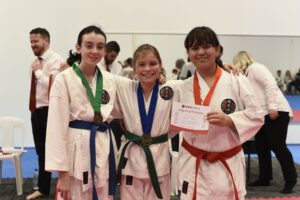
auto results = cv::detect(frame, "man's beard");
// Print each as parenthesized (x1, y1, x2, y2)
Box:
(32, 46, 44, 57)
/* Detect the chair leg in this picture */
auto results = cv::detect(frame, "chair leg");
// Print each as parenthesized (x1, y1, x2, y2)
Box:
(247, 153, 251, 182)
(0, 160, 2, 184)
(12, 155, 23, 196)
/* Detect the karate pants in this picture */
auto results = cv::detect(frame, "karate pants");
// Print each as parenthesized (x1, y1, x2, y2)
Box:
(56, 177, 113, 200)
(120, 174, 170, 200)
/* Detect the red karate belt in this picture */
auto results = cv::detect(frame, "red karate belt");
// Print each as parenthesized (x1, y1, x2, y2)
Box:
(182, 139, 242, 200)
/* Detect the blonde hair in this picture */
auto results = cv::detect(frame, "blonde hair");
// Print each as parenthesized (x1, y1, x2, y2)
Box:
(133, 44, 162, 69)
(233, 51, 256, 72)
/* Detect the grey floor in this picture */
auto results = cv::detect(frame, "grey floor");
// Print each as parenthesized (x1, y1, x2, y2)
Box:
(0, 158, 299, 200)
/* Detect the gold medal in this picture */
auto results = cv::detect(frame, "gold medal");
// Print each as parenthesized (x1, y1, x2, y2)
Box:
(94, 112, 103, 125)
(141, 135, 152, 146)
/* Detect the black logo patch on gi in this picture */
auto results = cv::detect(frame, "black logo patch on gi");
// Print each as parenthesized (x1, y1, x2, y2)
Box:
(159, 86, 174, 100)
(83, 171, 88, 184)
(102, 90, 110, 104)
(221, 99, 236, 114)
(182, 181, 189, 194)
(126, 175, 133, 186)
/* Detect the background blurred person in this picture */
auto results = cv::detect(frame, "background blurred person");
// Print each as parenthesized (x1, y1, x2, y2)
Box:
(233, 50, 297, 194)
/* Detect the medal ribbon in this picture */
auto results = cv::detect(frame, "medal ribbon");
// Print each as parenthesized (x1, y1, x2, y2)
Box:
(192, 66, 224, 200)
(137, 81, 159, 135)
(135, 80, 163, 198)
(72, 63, 105, 200)
(193, 66, 222, 106)
(72, 63, 103, 112)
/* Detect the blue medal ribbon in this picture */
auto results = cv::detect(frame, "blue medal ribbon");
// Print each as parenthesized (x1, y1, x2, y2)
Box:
(137, 81, 159, 135)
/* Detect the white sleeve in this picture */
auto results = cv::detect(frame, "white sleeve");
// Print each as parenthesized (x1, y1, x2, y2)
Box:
(111, 75, 133, 119)
(251, 65, 279, 110)
(45, 74, 70, 172)
(228, 74, 264, 143)
(35, 57, 62, 88)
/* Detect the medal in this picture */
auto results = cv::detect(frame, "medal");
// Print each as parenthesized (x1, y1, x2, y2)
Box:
(141, 135, 153, 146)
(73, 64, 104, 125)
(94, 112, 103, 125)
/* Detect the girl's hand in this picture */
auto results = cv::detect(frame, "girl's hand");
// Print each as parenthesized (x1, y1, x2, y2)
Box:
(207, 111, 232, 127)
(269, 109, 279, 120)
(158, 74, 166, 84)
(57, 172, 71, 200)
(223, 64, 243, 75)
(32, 59, 42, 72)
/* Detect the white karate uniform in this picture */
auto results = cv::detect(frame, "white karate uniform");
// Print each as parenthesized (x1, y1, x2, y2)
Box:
(115, 76, 180, 200)
(45, 66, 117, 200)
(175, 69, 264, 200)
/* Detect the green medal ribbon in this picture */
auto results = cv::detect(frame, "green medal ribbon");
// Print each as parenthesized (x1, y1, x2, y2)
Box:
(72, 63, 103, 123)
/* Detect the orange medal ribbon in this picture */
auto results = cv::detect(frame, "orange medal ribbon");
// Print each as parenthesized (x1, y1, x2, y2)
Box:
(193, 66, 222, 106)
(191, 66, 240, 200)
(192, 66, 231, 200)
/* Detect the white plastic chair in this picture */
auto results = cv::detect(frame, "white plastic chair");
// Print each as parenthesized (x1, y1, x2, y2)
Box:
(168, 132, 183, 196)
(0, 116, 27, 196)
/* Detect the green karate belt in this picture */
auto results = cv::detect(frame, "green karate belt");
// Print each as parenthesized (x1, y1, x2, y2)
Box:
(117, 131, 168, 199)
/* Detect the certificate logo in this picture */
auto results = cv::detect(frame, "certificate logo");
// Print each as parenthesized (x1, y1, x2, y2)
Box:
(221, 99, 236, 114)
(102, 90, 110, 104)
(159, 86, 174, 100)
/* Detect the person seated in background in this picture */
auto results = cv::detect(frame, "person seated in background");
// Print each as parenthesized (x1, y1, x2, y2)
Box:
(179, 60, 195, 80)
(284, 70, 294, 94)
(169, 68, 180, 80)
(233, 50, 298, 194)
(275, 69, 284, 92)
(287, 68, 300, 94)
(174, 58, 185, 79)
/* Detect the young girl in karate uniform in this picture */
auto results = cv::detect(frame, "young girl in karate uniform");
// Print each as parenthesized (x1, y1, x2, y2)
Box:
(45, 25, 117, 200)
(175, 27, 264, 200)
(115, 44, 179, 200)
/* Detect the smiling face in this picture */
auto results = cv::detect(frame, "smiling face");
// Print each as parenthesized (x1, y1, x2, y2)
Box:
(187, 43, 220, 71)
(30, 33, 49, 57)
(134, 51, 161, 85)
(184, 27, 221, 73)
(76, 32, 106, 67)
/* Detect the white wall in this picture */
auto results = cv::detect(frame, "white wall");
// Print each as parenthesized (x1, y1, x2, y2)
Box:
(1, 0, 300, 146)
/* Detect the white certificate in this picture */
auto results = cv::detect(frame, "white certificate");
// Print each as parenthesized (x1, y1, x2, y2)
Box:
(170, 101, 210, 134)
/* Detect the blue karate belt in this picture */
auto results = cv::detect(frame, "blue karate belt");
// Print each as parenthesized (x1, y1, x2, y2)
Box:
(69, 120, 116, 200)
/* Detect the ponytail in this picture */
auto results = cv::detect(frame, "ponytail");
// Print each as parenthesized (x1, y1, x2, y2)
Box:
(66, 50, 81, 66)
(216, 58, 224, 68)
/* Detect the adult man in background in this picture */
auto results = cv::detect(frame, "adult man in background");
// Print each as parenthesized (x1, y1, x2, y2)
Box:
(99, 40, 122, 75)
(99, 41, 124, 149)
(27, 27, 63, 200)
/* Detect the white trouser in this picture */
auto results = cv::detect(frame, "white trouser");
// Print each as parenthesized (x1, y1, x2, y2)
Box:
(120, 174, 170, 200)
(56, 177, 113, 200)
